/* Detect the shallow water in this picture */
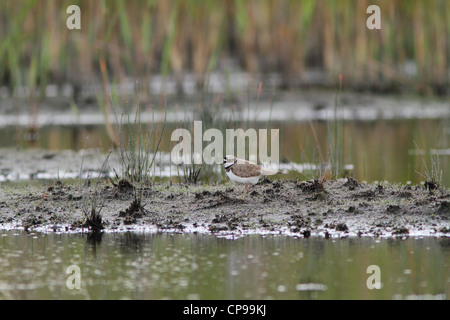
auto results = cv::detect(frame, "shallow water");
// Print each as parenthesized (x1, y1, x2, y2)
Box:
(1, 89, 449, 185)
(0, 118, 448, 185)
(0, 230, 448, 300)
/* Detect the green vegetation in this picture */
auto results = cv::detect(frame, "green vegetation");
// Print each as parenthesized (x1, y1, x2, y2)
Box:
(79, 150, 111, 232)
(327, 74, 344, 180)
(414, 141, 443, 190)
(0, 0, 448, 95)
(0, 1, 447, 190)
(114, 94, 166, 185)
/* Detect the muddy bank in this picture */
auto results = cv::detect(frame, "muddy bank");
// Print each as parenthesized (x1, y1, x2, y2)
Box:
(0, 177, 448, 238)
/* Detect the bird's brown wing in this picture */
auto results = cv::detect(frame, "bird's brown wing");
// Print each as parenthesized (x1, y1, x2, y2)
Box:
(231, 162, 262, 178)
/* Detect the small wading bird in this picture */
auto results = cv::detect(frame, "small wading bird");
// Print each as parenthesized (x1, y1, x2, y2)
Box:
(222, 155, 279, 198)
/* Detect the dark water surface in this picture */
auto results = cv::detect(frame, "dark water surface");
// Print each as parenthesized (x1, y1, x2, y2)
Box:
(0, 230, 448, 300)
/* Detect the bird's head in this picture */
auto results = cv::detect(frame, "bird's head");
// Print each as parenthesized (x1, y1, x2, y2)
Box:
(223, 155, 237, 168)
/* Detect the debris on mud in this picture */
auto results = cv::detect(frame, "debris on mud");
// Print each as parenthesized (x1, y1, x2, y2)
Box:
(0, 178, 449, 238)
(114, 178, 135, 192)
(119, 195, 149, 225)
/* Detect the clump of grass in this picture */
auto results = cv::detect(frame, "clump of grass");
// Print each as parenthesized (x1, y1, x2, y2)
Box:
(119, 189, 149, 225)
(295, 74, 347, 183)
(326, 74, 345, 180)
(171, 128, 204, 184)
(99, 58, 167, 186)
(83, 206, 104, 232)
(183, 164, 203, 184)
(173, 87, 229, 184)
(114, 91, 167, 186)
(414, 141, 442, 190)
(80, 150, 112, 233)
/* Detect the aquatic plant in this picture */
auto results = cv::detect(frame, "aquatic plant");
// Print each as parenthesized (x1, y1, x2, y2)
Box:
(114, 90, 167, 185)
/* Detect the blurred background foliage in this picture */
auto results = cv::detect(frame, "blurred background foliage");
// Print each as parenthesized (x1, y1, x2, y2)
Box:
(0, 0, 449, 96)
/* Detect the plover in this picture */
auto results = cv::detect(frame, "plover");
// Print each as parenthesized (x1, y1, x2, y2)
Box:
(222, 155, 279, 198)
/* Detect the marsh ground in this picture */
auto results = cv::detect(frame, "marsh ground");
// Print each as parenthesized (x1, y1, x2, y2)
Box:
(1, 173, 448, 238)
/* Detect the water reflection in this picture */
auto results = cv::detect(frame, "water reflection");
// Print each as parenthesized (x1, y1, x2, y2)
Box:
(0, 231, 448, 299)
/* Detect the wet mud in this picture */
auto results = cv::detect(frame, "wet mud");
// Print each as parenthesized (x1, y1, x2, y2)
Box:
(0, 176, 448, 238)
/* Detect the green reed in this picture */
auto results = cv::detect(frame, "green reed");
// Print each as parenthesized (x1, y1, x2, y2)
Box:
(1, 0, 448, 95)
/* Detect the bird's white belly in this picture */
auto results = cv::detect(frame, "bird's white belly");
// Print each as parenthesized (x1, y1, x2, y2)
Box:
(226, 170, 260, 185)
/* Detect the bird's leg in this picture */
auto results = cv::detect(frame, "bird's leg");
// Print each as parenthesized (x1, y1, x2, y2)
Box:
(244, 184, 248, 199)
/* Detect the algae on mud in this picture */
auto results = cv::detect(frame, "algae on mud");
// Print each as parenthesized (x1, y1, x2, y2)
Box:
(0, 175, 448, 238)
